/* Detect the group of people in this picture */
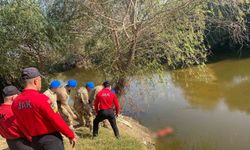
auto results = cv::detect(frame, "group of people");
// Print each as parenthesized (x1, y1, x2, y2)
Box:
(0, 67, 121, 150)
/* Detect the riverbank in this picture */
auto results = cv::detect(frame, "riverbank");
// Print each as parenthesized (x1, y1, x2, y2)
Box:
(0, 115, 155, 150)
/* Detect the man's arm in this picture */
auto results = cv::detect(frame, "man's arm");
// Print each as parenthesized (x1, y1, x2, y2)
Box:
(113, 94, 120, 115)
(89, 86, 103, 106)
(88, 90, 95, 106)
(94, 94, 100, 114)
(60, 93, 76, 118)
(62, 103, 75, 117)
(79, 89, 89, 104)
(38, 98, 75, 139)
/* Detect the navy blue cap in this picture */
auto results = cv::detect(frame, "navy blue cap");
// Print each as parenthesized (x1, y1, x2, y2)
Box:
(2, 86, 20, 97)
(103, 80, 111, 88)
(22, 67, 42, 80)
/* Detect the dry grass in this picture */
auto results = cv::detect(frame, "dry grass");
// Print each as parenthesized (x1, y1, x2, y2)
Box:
(65, 115, 155, 150)
(65, 127, 146, 150)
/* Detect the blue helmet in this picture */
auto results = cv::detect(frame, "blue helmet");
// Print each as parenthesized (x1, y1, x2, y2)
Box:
(67, 79, 78, 88)
(50, 80, 61, 88)
(86, 81, 95, 89)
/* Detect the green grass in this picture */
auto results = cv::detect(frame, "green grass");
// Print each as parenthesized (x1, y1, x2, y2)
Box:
(64, 127, 147, 150)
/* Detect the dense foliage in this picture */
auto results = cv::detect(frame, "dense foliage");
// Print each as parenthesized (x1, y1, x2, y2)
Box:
(1, 0, 250, 91)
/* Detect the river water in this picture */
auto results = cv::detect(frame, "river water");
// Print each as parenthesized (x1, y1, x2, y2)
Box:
(56, 58, 250, 150)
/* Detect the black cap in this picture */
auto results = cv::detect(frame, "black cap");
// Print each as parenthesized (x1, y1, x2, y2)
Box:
(103, 80, 111, 88)
(22, 67, 42, 80)
(2, 86, 20, 97)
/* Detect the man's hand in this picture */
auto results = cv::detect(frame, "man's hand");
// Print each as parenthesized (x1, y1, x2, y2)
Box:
(116, 114, 119, 118)
(69, 138, 76, 148)
(72, 114, 77, 120)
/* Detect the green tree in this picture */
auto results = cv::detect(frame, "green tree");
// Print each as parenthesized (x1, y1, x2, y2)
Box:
(0, 0, 72, 90)
(1, 0, 250, 96)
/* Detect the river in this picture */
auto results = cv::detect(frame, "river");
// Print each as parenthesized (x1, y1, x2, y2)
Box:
(56, 58, 250, 150)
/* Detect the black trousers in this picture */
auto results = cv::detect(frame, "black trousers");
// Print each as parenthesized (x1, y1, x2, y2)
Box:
(6, 138, 33, 150)
(32, 132, 64, 150)
(93, 109, 119, 137)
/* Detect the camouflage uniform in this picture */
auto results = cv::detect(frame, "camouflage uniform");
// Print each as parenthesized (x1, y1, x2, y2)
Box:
(56, 87, 74, 128)
(74, 87, 93, 131)
(43, 89, 58, 112)
(89, 85, 103, 107)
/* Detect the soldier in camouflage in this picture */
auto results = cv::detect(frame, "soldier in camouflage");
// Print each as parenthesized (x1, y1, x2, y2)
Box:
(56, 80, 78, 130)
(74, 82, 104, 131)
(74, 83, 93, 131)
(44, 80, 61, 113)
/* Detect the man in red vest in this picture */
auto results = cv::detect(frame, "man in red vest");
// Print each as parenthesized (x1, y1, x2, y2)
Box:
(0, 85, 33, 150)
(93, 81, 120, 139)
(12, 67, 76, 150)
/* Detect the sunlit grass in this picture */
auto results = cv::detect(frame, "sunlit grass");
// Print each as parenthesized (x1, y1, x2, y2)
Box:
(64, 127, 146, 150)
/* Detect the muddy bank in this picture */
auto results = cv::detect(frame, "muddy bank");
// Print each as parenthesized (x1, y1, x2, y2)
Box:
(116, 115, 155, 150)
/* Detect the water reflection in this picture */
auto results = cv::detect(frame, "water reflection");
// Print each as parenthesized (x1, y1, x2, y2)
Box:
(170, 65, 221, 110)
(55, 68, 104, 85)
(170, 59, 250, 114)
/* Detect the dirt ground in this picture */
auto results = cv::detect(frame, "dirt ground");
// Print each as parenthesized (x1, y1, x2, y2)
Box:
(116, 115, 155, 149)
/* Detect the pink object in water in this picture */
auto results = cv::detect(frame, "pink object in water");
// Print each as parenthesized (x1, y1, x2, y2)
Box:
(155, 127, 174, 137)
